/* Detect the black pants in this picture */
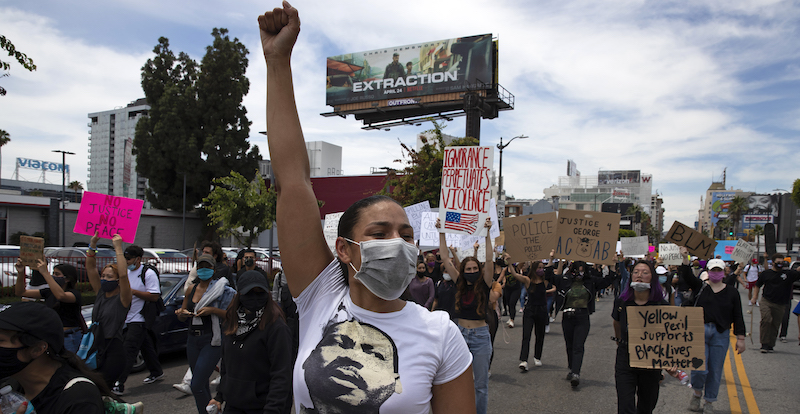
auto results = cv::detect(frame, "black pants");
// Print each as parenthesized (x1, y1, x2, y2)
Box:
(520, 305, 548, 361)
(779, 302, 791, 338)
(97, 337, 125, 389)
(487, 306, 499, 367)
(118, 322, 162, 384)
(553, 294, 565, 318)
(615, 349, 661, 414)
(562, 312, 590, 375)
(503, 285, 522, 321)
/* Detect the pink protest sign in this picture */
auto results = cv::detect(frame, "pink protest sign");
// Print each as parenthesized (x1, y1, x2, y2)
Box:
(648, 245, 655, 253)
(73, 191, 144, 243)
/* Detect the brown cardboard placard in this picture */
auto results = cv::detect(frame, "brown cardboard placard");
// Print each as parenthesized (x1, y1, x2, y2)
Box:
(626, 306, 705, 370)
(19, 236, 45, 267)
(504, 213, 558, 262)
(665, 221, 717, 259)
(553, 209, 620, 265)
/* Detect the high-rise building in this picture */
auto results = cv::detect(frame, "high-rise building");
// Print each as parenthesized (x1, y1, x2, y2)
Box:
(87, 99, 149, 199)
(543, 168, 653, 214)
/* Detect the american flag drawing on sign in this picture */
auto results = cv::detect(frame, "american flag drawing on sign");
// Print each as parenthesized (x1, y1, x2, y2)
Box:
(445, 211, 479, 234)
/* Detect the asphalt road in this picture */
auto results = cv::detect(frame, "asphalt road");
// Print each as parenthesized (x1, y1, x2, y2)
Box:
(124, 288, 800, 413)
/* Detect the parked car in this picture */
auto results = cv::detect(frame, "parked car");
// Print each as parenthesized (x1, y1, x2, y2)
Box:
(0, 245, 20, 287)
(142, 248, 191, 274)
(82, 273, 189, 372)
(45, 247, 117, 283)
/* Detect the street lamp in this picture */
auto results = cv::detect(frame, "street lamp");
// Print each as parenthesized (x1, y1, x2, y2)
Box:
(496, 135, 528, 224)
(52, 150, 75, 246)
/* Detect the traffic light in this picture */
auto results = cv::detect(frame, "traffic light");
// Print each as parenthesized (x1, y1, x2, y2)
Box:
(728, 230, 733, 237)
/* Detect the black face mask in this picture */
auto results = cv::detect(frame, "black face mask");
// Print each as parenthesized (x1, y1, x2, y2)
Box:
(417, 271, 426, 278)
(0, 346, 31, 379)
(53, 276, 66, 287)
(240, 292, 269, 312)
(101, 279, 119, 292)
(463, 271, 481, 284)
(244, 258, 255, 267)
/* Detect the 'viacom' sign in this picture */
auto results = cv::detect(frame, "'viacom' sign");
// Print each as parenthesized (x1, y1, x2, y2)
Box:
(17, 158, 70, 173)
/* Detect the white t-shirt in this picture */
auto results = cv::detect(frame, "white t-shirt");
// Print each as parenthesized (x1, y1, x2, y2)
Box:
(125, 266, 161, 324)
(293, 260, 472, 414)
(743, 264, 763, 283)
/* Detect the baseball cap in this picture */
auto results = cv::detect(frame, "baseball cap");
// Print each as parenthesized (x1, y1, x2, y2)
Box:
(707, 259, 725, 270)
(197, 254, 216, 268)
(0, 302, 64, 353)
(655, 266, 668, 275)
(236, 270, 270, 295)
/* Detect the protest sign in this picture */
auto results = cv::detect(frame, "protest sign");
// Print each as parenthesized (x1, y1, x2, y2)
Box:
(665, 221, 717, 259)
(488, 198, 500, 240)
(404, 201, 431, 242)
(456, 239, 493, 263)
(627, 306, 705, 370)
(419, 212, 440, 249)
(73, 191, 144, 243)
(730, 239, 756, 264)
(554, 209, 620, 265)
(504, 213, 558, 262)
(323, 212, 344, 255)
(658, 243, 683, 265)
(621, 236, 649, 256)
(19, 236, 44, 267)
(438, 146, 494, 236)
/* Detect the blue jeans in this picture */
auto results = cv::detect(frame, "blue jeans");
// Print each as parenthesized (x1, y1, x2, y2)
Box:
(459, 325, 491, 414)
(64, 329, 83, 354)
(186, 333, 222, 414)
(519, 285, 527, 309)
(690, 323, 729, 402)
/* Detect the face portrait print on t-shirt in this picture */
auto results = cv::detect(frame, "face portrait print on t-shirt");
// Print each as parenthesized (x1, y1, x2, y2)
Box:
(301, 319, 402, 414)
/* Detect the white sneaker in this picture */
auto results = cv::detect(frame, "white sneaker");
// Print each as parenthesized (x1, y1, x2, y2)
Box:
(172, 383, 192, 395)
(519, 361, 528, 372)
(549, 317, 555, 322)
(533, 358, 542, 367)
(748, 301, 753, 306)
(210, 376, 220, 386)
(755, 302, 760, 307)
(545, 325, 550, 333)
(507, 319, 514, 328)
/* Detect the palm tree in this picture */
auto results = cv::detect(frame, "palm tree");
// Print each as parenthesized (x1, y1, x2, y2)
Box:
(752, 225, 764, 256)
(728, 196, 748, 238)
(68, 180, 84, 202)
(717, 218, 733, 239)
(0, 129, 9, 182)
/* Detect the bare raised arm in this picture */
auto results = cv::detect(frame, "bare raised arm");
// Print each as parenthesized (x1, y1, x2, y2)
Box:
(259, 2, 333, 296)
(113, 234, 132, 309)
(86, 232, 102, 294)
(437, 219, 459, 282)
(482, 218, 493, 287)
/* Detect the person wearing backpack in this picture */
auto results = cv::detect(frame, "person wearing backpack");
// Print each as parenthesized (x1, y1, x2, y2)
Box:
(111, 245, 164, 396)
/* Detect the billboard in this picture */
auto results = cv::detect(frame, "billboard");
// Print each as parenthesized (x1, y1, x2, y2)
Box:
(741, 194, 779, 229)
(710, 192, 736, 226)
(598, 170, 640, 186)
(16, 158, 70, 173)
(567, 160, 580, 177)
(326, 34, 494, 106)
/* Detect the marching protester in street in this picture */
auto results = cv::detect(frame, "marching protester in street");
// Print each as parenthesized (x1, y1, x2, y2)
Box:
(502, 261, 522, 328)
(751, 253, 800, 353)
(612, 260, 667, 414)
(259, 4, 475, 414)
(439, 218, 495, 414)
(409, 262, 435, 310)
(433, 264, 458, 319)
(511, 254, 559, 371)
(0, 302, 107, 413)
(559, 260, 613, 387)
(113, 245, 163, 395)
(86, 233, 132, 389)
(207, 270, 293, 414)
(176, 254, 236, 414)
(14, 259, 84, 353)
(740, 258, 762, 306)
(655, 265, 675, 305)
(677, 248, 745, 413)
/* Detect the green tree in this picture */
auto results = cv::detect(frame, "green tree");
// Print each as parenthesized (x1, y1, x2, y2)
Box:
(197, 28, 260, 182)
(0, 129, 9, 181)
(727, 195, 748, 237)
(378, 122, 478, 207)
(1, 35, 36, 96)
(619, 229, 637, 238)
(792, 179, 800, 209)
(204, 171, 276, 248)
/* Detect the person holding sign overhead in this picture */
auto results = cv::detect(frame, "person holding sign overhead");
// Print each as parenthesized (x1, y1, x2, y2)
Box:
(676, 247, 745, 413)
(612, 260, 667, 414)
(258, 4, 474, 414)
(438, 217, 494, 414)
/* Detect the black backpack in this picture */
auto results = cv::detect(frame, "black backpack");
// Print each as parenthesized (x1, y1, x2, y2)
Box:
(139, 264, 166, 329)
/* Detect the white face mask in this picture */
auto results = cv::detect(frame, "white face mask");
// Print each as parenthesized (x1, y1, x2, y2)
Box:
(629, 282, 650, 292)
(442, 273, 452, 281)
(345, 237, 418, 300)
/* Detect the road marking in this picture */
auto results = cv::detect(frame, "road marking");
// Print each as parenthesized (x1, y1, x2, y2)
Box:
(723, 345, 742, 414)
(730, 335, 760, 414)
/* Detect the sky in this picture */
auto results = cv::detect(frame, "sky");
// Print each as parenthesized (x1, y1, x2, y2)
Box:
(1, 0, 799, 232)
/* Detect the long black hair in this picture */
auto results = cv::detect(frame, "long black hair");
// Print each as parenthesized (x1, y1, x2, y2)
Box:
(223, 292, 285, 335)
(454, 257, 489, 318)
(54, 263, 78, 290)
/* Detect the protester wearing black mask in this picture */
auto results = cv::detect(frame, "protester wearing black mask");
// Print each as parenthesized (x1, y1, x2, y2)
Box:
(236, 249, 270, 290)
(208, 271, 293, 414)
(752, 253, 800, 352)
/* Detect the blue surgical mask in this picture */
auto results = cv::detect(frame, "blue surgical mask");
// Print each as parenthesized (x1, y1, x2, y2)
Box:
(197, 268, 214, 280)
(659, 275, 667, 284)
(127, 264, 137, 271)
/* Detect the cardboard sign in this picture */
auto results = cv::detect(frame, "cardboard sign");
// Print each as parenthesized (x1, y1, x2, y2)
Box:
(19, 236, 44, 267)
(73, 191, 144, 243)
(554, 209, 620, 265)
(665, 221, 717, 260)
(455, 239, 494, 263)
(730, 239, 756, 264)
(621, 236, 649, 256)
(504, 213, 558, 262)
(438, 146, 494, 236)
(403, 200, 431, 242)
(323, 212, 344, 255)
(419, 212, 440, 249)
(627, 306, 705, 370)
(658, 243, 683, 266)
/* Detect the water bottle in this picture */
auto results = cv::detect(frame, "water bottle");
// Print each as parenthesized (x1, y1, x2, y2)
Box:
(0, 385, 28, 414)
(676, 370, 690, 386)
(205, 404, 219, 414)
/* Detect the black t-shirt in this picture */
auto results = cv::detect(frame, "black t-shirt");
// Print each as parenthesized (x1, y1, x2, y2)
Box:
(41, 288, 83, 328)
(756, 269, 800, 305)
(424, 264, 443, 285)
(526, 281, 551, 307)
(30, 365, 104, 414)
(434, 280, 457, 318)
